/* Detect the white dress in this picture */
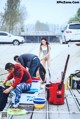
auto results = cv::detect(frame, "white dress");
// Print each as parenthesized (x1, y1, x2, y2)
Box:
(40, 46, 48, 59)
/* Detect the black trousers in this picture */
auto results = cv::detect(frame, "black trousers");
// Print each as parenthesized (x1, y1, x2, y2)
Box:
(0, 86, 9, 111)
(39, 63, 46, 81)
(29, 58, 46, 81)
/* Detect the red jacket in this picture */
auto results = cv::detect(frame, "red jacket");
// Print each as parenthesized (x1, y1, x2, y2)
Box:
(7, 64, 32, 88)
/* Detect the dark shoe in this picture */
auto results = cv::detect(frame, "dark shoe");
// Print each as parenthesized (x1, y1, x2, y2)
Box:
(41, 81, 46, 84)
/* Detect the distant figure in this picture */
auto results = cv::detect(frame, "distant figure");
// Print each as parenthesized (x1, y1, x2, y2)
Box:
(39, 37, 51, 70)
(14, 53, 46, 83)
(3, 63, 32, 108)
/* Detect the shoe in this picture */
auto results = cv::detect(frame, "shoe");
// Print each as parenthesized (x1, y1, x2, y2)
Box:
(13, 102, 19, 108)
(41, 81, 46, 84)
(49, 81, 52, 84)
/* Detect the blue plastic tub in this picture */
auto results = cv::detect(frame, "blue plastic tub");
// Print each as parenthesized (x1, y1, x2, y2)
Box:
(33, 97, 46, 104)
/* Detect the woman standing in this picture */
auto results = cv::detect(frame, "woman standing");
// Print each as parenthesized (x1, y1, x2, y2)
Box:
(39, 37, 51, 80)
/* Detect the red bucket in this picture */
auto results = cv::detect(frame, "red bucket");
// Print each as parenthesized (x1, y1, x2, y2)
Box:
(46, 83, 64, 105)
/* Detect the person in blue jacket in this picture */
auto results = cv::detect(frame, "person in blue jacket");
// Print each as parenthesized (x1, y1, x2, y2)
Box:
(14, 53, 46, 83)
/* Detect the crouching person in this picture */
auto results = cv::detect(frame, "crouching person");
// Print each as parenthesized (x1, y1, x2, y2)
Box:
(3, 63, 32, 108)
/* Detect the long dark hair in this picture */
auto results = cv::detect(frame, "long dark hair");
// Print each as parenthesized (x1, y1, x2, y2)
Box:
(40, 37, 49, 52)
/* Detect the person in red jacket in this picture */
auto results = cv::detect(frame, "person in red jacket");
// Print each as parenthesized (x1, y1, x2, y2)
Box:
(3, 63, 32, 108)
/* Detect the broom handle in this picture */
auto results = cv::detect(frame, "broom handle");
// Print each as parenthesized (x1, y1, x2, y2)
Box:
(58, 54, 70, 90)
(61, 54, 70, 83)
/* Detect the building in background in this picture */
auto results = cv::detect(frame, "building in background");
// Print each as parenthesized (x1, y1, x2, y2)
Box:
(20, 24, 61, 43)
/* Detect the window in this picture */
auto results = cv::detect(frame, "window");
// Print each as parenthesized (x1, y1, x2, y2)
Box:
(69, 24, 80, 29)
(64, 26, 67, 30)
(0, 33, 7, 36)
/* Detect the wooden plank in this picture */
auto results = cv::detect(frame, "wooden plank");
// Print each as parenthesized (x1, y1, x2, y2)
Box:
(57, 99, 69, 113)
(50, 113, 80, 119)
(12, 114, 31, 119)
(50, 113, 71, 119)
(45, 91, 69, 119)
(32, 108, 46, 119)
(49, 104, 58, 112)
(72, 90, 80, 105)
(8, 105, 34, 119)
(69, 114, 80, 119)
(49, 98, 80, 119)
(48, 93, 70, 119)
(65, 90, 79, 112)
(77, 90, 80, 93)
(32, 90, 46, 119)
(72, 90, 80, 99)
